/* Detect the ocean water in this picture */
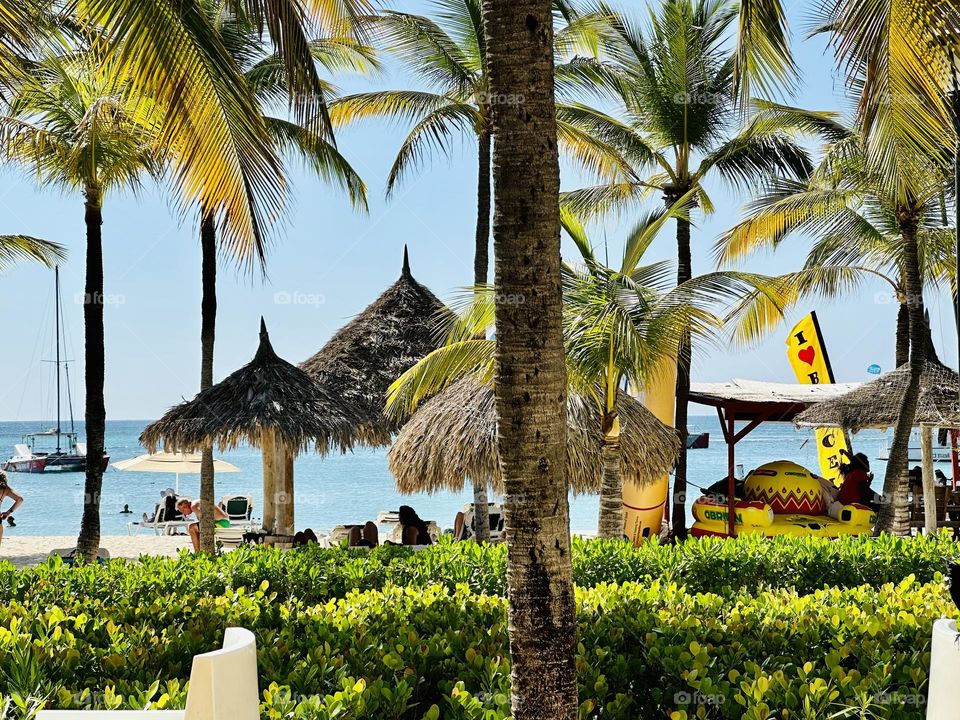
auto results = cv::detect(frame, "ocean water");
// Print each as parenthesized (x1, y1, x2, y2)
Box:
(0, 418, 892, 537)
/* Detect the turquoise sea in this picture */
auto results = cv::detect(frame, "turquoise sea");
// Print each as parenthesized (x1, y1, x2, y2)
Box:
(0, 418, 892, 537)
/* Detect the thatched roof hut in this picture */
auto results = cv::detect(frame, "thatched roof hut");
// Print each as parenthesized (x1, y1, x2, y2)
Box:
(387, 376, 680, 494)
(141, 319, 367, 454)
(300, 247, 448, 444)
(795, 360, 960, 431)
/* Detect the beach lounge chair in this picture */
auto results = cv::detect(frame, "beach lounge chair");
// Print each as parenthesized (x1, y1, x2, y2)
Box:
(37, 627, 259, 720)
(218, 495, 259, 532)
(454, 503, 505, 542)
(376, 510, 440, 544)
(215, 525, 250, 548)
(927, 618, 960, 718)
(219, 495, 254, 522)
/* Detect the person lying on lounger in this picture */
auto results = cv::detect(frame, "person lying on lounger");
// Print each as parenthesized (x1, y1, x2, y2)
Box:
(176, 497, 231, 551)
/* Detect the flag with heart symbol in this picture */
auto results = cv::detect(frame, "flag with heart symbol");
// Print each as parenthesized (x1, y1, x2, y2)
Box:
(786, 312, 849, 487)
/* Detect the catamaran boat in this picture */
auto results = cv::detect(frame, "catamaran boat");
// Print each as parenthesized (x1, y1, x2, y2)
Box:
(3, 267, 109, 474)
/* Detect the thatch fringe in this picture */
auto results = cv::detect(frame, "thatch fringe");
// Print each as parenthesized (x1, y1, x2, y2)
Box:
(142, 320, 372, 455)
(387, 376, 680, 495)
(795, 360, 960, 432)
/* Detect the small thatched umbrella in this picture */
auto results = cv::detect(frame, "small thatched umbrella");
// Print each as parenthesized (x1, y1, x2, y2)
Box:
(387, 376, 680, 495)
(300, 247, 448, 443)
(142, 319, 366, 536)
(795, 360, 960, 432)
(796, 360, 960, 534)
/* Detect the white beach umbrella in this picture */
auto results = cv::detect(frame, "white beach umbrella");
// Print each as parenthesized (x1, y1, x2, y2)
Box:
(112, 452, 240, 493)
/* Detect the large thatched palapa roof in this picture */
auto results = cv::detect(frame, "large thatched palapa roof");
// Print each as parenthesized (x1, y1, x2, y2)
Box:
(300, 247, 448, 444)
(388, 376, 680, 494)
(795, 360, 960, 432)
(142, 320, 368, 455)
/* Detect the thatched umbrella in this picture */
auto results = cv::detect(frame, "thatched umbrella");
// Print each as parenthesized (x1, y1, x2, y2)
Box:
(387, 376, 680, 495)
(299, 247, 448, 443)
(795, 360, 960, 535)
(795, 360, 960, 432)
(142, 319, 366, 536)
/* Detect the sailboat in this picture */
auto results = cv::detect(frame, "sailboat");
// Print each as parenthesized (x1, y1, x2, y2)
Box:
(3, 267, 109, 473)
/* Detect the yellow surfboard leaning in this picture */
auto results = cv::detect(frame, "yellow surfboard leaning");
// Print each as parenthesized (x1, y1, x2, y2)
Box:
(623, 357, 674, 544)
(786, 312, 849, 487)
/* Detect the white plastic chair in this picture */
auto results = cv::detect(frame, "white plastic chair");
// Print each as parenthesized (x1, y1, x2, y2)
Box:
(927, 618, 960, 719)
(37, 627, 259, 720)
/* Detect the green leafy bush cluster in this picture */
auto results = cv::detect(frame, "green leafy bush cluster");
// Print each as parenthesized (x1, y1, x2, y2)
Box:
(1, 532, 956, 605)
(0, 570, 950, 719)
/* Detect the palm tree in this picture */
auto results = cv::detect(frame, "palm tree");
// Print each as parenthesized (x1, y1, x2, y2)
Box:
(561, 208, 722, 537)
(561, 0, 812, 537)
(718, 128, 953, 534)
(191, 4, 373, 552)
(328, 0, 606, 540)
(0, 50, 162, 560)
(480, 0, 577, 713)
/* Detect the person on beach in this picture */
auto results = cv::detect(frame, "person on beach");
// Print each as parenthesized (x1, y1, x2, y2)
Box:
(347, 521, 379, 548)
(828, 451, 879, 518)
(396, 505, 433, 546)
(176, 497, 230, 551)
(0, 472, 23, 545)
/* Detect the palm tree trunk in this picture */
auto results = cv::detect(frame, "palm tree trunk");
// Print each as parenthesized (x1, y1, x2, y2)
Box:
(77, 187, 105, 562)
(597, 410, 624, 538)
(895, 301, 909, 367)
(472, 129, 492, 542)
(483, 0, 577, 716)
(199, 211, 217, 553)
(877, 221, 926, 536)
(671, 215, 692, 539)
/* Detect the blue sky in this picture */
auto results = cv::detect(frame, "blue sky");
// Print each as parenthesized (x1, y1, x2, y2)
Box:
(0, 2, 956, 422)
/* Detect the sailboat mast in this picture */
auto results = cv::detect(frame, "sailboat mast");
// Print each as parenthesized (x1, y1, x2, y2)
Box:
(54, 265, 61, 453)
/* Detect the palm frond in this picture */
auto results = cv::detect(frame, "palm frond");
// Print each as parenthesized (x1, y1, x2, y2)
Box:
(78, 0, 287, 269)
(265, 116, 367, 210)
(0, 235, 66, 269)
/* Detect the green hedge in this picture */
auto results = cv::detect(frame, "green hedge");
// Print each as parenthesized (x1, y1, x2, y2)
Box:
(1, 532, 957, 604)
(0, 572, 949, 719)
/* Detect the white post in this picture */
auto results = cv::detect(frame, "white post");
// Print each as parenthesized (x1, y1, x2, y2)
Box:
(921, 425, 938, 534)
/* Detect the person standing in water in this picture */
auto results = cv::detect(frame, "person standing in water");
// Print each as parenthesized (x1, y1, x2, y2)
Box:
(0, 472, 23, 545)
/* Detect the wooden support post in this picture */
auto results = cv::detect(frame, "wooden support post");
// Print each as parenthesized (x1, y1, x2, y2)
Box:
(261, 427, 278, 534)
(726, 409, 737, 538)
(277, 446, 295, 536)
(921, 425, 938, 535)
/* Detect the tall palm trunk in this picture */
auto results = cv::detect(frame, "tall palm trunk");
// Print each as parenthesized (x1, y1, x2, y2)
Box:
(877, 220, 926, 535)
(895, 301, 909, 367)
(472, 129, 492, 542)
(199, 211, 217, 552)
(671, 214, 692, 539)
(77, 186, 105, 562)
(597, 408, 624, 538)
(483, 0, 577, 716)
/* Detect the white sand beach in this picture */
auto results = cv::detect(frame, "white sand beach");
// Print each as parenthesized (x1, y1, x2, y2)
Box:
(0, 535, 191, 568)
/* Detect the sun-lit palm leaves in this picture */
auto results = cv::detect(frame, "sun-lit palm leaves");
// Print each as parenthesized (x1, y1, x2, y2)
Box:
(716, 121, 955, 347)
(817, 0, 960, 193)
(66, 0, 372, 268)
(0, 235, 65, 269)
(225, 8, 374, 211)
(0, 50, 161, 193)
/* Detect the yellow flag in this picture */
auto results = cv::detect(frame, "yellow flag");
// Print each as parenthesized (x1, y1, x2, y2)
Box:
(786, 312, 848, 486)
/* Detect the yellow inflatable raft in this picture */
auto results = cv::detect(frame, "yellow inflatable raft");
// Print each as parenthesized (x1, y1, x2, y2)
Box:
(691, 460, 876, 538)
